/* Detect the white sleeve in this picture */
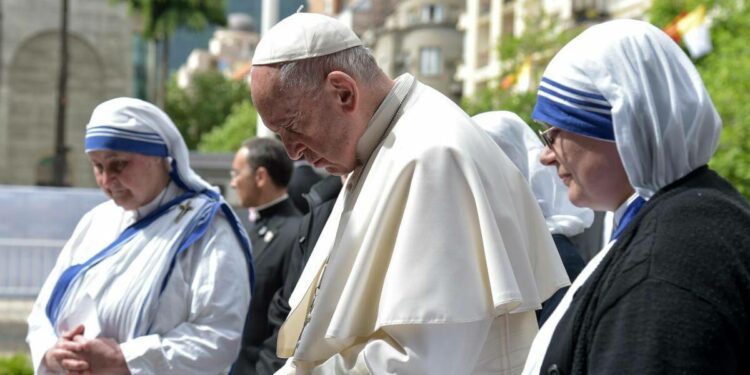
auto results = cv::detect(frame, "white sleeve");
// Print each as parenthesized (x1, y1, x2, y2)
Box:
(120, 217, 251, 375)
(26, 212, 95, 375)
(278, 319, 493, 374)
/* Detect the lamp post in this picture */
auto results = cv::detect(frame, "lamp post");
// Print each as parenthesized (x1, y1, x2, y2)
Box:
(256, 0, 278, 138)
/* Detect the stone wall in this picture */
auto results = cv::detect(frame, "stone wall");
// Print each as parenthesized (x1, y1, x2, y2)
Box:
(0, 0, 133, 188)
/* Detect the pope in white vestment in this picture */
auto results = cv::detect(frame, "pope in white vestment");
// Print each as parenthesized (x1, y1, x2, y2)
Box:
(249, 13, 570, 375)
(26, 98, 254, 374)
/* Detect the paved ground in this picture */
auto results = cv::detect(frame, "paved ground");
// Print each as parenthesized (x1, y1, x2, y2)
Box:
(0, 299, 33, 356)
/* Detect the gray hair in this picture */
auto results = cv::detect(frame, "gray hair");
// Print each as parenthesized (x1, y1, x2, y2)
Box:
(277, 46, 382, 95)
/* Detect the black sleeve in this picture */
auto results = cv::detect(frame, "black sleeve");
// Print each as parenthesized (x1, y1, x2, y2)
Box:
(255, 287, 291, 374)
(587, 278, 740, 374)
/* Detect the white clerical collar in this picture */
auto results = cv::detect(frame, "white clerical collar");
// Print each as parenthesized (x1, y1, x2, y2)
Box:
(612, 192, 640, 231)
(133, 181, 182, 220)
(252, 193, 289, 212)
(355, 73, 415, 165)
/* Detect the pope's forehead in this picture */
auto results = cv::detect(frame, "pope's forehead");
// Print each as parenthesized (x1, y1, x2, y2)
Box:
(253, 70, 307, 106)
(251, 66, 284, 96)
(250, 65, 274, 81)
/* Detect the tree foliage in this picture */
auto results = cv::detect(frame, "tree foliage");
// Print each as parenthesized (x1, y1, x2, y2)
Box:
(165, 71, 251, 149)
(0, 353, 33, 375)
(650, 0, 750, 199)
(198, 101, 258, 152)
(461, 0, 583, 128)
(119, 0, 226, 39)
(496, 2, 582, 78)
(115, 0, 227, 107)
(461, 89, 538, 125)
(462, 0, 750, 198)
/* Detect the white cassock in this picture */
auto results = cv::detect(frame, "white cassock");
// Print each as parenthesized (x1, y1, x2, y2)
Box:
(276, 74, 569, 374)
(27, 182, 251, 374)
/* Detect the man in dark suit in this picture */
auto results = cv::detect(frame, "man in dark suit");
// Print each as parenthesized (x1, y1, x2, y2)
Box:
(230, 137, 301, 375)
(255, 175, 343, 374)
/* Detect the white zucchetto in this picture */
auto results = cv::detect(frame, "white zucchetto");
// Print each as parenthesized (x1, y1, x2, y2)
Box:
(252, 13, 363, 65)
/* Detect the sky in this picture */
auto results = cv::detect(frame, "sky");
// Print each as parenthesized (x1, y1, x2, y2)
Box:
(168, 0, 306, 71)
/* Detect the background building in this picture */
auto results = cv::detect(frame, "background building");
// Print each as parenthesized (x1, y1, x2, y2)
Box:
(310, 0, 400, 35)
(176, 13, 260, 88)
(458, 0, 651, 97)
(0, 0, 133, 188)
(364, 0, 465, 102)
(167, 0, 306, 74)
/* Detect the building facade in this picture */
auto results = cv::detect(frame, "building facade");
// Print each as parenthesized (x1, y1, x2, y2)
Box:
(364, 0, 465, 102)
(458, 0, 652, 98)
(0, 0, 133, 188)
(176, 13, 260, 88)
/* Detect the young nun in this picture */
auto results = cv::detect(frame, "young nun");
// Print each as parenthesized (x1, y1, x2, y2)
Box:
(522, 20, 750, 374)
(27, 98, 255, 374)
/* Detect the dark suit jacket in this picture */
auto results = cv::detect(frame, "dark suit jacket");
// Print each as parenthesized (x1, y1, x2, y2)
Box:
(541, 167, 750, 375)
(233, 198, 301, 375)
(255, 176, 343, 374)
(537, 234, 586, 326)
(287, 162, 322, 215)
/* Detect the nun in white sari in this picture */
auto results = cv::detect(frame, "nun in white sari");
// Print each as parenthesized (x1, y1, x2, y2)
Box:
(522, 20, 750, 374)
(26, 98, 254, 374)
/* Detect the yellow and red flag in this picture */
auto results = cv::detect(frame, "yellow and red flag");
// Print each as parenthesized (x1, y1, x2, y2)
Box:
(663, 5, 713, 59)
(663, 11, 687, 42)
(500, 58, 532, 92)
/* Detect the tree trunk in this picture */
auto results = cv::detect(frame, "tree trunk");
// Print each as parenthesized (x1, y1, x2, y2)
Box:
(53, 0, 69, 187)
(0, 0, 4, 111)
(150, 39, 159, 105)
(158, 31, 169, 108)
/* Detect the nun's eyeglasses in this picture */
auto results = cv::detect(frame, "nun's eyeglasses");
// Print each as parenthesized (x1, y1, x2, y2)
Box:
(536, 122, 559, 149)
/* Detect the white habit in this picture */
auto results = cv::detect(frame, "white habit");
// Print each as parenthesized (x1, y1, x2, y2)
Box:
(276, 74, 569, 374)
(26, 182, 251, 374)
(26, 98, 252, 375)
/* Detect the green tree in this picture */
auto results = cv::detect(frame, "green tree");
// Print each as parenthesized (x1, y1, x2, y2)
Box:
(165, 71, 250, 149)
(462, 89, 538, 125)
(650, 0, 750, 198)
(0, 353, 33, 375)
(118, 0, 226, 107)
(461, 0, 583, 127)
(198, 101, 258, 152)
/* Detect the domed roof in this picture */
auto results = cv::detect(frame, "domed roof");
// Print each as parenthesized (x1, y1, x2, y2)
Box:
(228, 13, 256, 32)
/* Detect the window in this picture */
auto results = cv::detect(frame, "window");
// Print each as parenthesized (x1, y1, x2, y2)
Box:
(420, 47, 441, 76)
(481, 0, 491, 13)
(395, 51, 412, 76)
(421, 4, 444, 23)
(408, 7, 420, 23)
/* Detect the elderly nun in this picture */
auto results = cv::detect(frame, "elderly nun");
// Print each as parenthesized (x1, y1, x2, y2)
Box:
(26, 98, 255, 374)
(473, 111, 593, 325)
(521, 20, 750, 374)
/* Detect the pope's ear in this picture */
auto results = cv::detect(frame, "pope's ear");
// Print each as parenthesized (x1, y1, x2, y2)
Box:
(325, 71, 357, 113)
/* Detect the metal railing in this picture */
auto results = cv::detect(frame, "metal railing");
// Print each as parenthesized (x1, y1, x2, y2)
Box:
(0, 238, 64, 298)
